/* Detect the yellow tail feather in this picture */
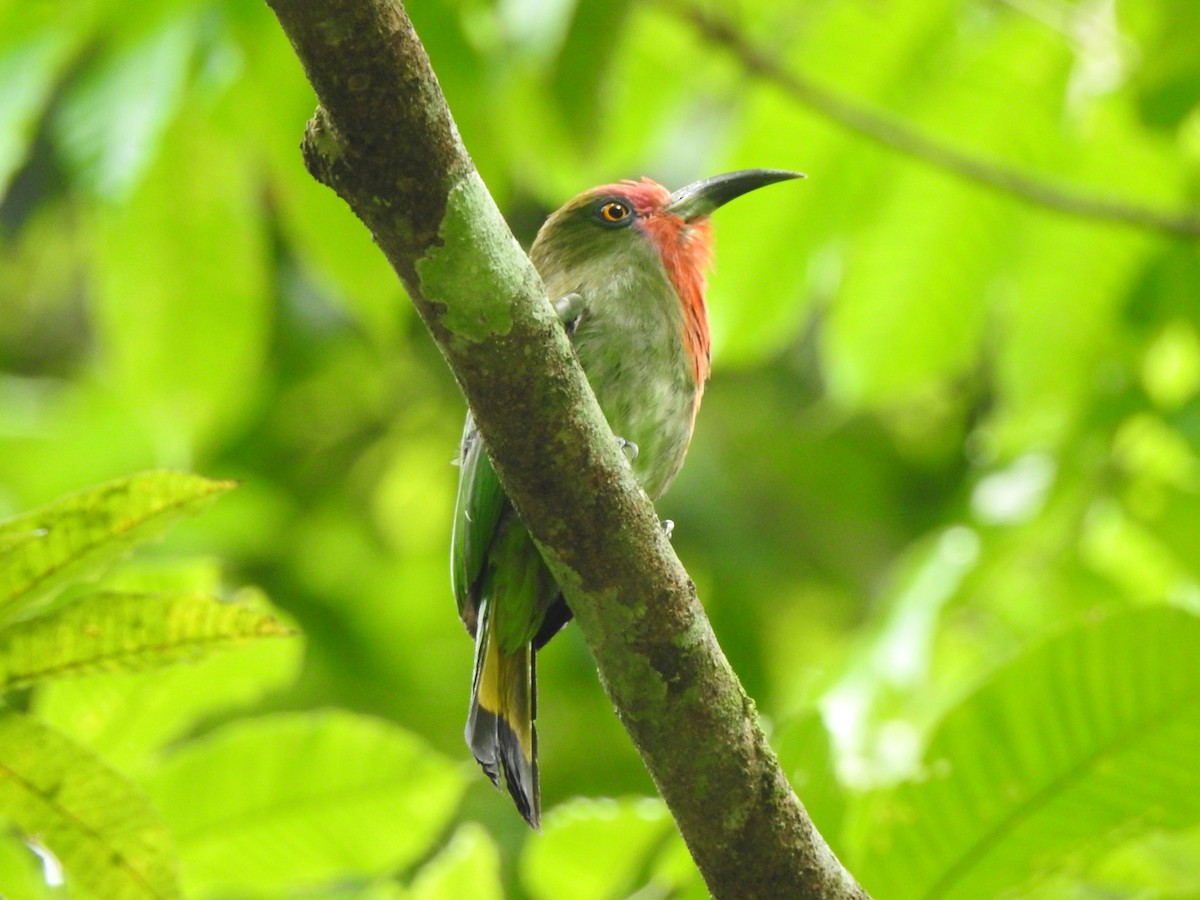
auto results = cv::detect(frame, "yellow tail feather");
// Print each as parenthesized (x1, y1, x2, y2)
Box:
(464, 600, 540, 828)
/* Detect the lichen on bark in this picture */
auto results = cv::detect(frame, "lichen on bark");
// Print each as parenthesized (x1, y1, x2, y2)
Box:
(415, 172, 528, 342)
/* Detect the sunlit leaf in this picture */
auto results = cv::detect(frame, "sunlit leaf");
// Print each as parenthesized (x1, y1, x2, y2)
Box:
(0, 709, 179, 899)
(408, 822, 502, 900)
(645, 830, 707, 900)
(36, 614, 302, 773)
(0, 16, 78, 200)
(852, 605, 1200, 899)
(0, 829, 52, 900)
(52, 9, 197, 200)
(143, 711, 466, 896)
(994, 227, 1147, 450)
(92, 107, 271, 451)
(0, 590, 293, 691)
(823, 169, 1001, 406)
(549, 0, 633, 141)
(773, 710, 847, 848)
(0, 471, 236, 623)
(521, 797, 674, 900)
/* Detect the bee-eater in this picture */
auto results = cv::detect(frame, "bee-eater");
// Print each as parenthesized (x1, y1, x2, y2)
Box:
(451, 169, 803, 828)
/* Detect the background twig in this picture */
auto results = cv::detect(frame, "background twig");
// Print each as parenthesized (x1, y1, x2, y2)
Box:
(665, 0, 1200, 238)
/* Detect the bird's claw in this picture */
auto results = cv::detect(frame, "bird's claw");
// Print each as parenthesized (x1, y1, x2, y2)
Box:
(617, 437, 639, 462)
(553, 292, 584, 332)
(661, 519, 674, 541)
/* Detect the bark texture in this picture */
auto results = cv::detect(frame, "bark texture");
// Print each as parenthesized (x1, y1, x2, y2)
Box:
(265, 1, 868, 896)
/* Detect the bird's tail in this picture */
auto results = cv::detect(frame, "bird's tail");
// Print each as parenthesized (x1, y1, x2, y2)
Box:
(465, 598, 540, 828)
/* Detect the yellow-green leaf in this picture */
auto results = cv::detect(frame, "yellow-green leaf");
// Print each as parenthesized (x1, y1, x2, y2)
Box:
(143, 711, 466, 896)
(409, 822, 502, 900)
(521, 797, 674, 900)
(852, 606, 1200, 898)
(0, 471, 236, 623)
(0, 709, 180, 899)
(0, 591, 293, 691)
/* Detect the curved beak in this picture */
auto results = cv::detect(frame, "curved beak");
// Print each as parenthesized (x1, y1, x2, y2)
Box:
(666, 168, 805, 222)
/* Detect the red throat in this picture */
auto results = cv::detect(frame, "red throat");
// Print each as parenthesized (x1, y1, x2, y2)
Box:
(644, 214, 713, 389)
(600, 179, 715, 388)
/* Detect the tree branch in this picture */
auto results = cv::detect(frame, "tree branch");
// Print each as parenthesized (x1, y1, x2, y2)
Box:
(662, 0, 1200, 239)
(264, 0, 866, 896)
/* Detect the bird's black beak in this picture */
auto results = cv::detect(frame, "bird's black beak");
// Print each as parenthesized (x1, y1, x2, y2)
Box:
(665, 169, 805, 222)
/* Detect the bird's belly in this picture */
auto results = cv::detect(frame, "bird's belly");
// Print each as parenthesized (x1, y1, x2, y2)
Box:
(591, 366, 697, 500)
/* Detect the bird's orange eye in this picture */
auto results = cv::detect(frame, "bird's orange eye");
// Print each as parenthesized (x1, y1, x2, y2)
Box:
(598, 200, 632, 225)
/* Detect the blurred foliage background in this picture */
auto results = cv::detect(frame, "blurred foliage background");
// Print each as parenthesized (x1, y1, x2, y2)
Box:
(1, 0, 1199, 896)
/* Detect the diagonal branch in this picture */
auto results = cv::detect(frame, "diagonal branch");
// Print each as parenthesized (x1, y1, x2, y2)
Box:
(663, 0, 1200, 239)
(263, 0, 867, 897)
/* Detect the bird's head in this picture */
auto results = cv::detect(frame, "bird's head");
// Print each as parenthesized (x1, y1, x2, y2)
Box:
(530, 169, 803, 382)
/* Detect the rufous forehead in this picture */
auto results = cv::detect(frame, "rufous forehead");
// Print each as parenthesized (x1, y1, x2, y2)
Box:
(589, 178, 671, 216)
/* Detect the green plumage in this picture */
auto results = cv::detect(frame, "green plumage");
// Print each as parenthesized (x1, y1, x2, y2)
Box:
(451, 170, 802, 828)
(452, 184, 704, 830)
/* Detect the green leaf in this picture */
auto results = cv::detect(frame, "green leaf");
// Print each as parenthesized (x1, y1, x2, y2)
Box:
(0, 15, 79, 200)
(520, 797, 674, 900)
(822, 168, 1002, 407)
(0, 471, 236, 623)
(0, 709, 180, 899)
(142, 711, 466, 897)
(549, 0, 633, 141)
(1126, 0, 1200, 130)
(91, 103, 271, 450)
(272, 165, 408, 345)
(773, 710, 847, 848)
(36, 614, 302, 773)
(52, 9, 196, 200)
(0, 591, 293, 691)
(646, 831, 706, 900)
(408, 822, 502, 900)
(852, 605, 1200, 899)
(0, 829, 53, 900)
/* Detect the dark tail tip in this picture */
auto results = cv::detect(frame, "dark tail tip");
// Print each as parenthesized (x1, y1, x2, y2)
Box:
(467, 698, 540, 828)
(497, 716, 540, 829)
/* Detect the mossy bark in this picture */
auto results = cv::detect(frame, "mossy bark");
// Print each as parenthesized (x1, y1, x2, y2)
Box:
(265, 1, 868, 896)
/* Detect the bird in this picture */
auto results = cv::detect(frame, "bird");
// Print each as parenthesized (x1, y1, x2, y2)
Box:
(451, 169, 803, 828)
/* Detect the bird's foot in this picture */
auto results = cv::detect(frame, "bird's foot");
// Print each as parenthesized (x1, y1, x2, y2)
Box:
(661, 519, 674, 541)
(553, 292, 584, 332)
(616, 437, 639, 462)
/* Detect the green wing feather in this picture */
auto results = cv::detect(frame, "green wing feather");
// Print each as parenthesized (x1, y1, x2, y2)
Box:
(454, 297, 587, 828)
(454, 411, 556, 828)
(451, 411, 562, 649)
(451, 412, 506, 636)
(452, 296, 589, 632)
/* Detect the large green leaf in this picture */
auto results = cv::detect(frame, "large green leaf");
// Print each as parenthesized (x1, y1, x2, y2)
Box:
(142, 711, 466, 897)
(91, 102, 271, 451)
(0, 590, 293, 691)
(51, 8, 196, 200)
(824, 11, 1072, 409)
(0, 12, 79, 200)
(0, 709, 179, 899)
(407, 822, 502, 900)
(520, 797, 675, 900)
(851, 605, 1200, 899)
(223, 3, 407, 347)
(0, 471, 235, 623)
(36, 618, 302, 774)
(0, 829, 53, 900)
(772, 710, 847, 848)
(708, 0, 971, 368)
(549, 0, 633, 141)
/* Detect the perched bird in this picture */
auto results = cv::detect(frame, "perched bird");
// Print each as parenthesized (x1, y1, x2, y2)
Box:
(451, 169, 803, 828)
